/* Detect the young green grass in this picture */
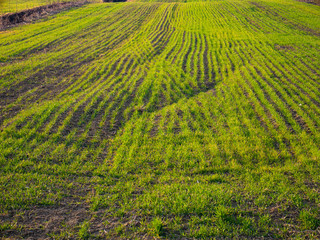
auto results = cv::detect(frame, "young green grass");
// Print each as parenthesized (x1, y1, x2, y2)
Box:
(0, 0, 98, 14)
(0, 0, 319, 238)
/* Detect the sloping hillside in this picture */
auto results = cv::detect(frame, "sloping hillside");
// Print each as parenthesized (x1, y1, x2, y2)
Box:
(0, 0, 319, 238)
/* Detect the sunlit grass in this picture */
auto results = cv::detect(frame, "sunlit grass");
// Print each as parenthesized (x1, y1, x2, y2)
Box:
(0, 0, 319, 238)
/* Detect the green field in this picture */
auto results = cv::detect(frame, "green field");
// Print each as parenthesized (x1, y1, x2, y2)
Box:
(0, 0, 96, 14)
(0, 0, 320, 238)
(0, 0, 72, 14)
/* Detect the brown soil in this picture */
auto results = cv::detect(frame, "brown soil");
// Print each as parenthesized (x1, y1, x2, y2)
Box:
(0, 58, 92, 127)
(0, 1, 88, 30)
(0, 183, 92, 239)
(298, 0, 320, 5)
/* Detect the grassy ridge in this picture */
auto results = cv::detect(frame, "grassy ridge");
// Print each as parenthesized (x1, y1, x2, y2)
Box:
(0, 0, 81, 14)
(0, 0, 320, 238)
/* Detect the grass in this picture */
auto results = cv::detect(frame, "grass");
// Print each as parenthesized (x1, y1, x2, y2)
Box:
(78, 220, 91, 239)
(0, 0, 80, 14)
(0, 0, 319, 238)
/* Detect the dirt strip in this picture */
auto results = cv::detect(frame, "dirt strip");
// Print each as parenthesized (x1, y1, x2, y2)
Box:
(0, 1, 88, 30)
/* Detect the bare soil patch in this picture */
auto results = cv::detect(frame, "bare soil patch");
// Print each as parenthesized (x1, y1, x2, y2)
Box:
(0, 1, 88, 30)
(0, 184, 91, 239)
